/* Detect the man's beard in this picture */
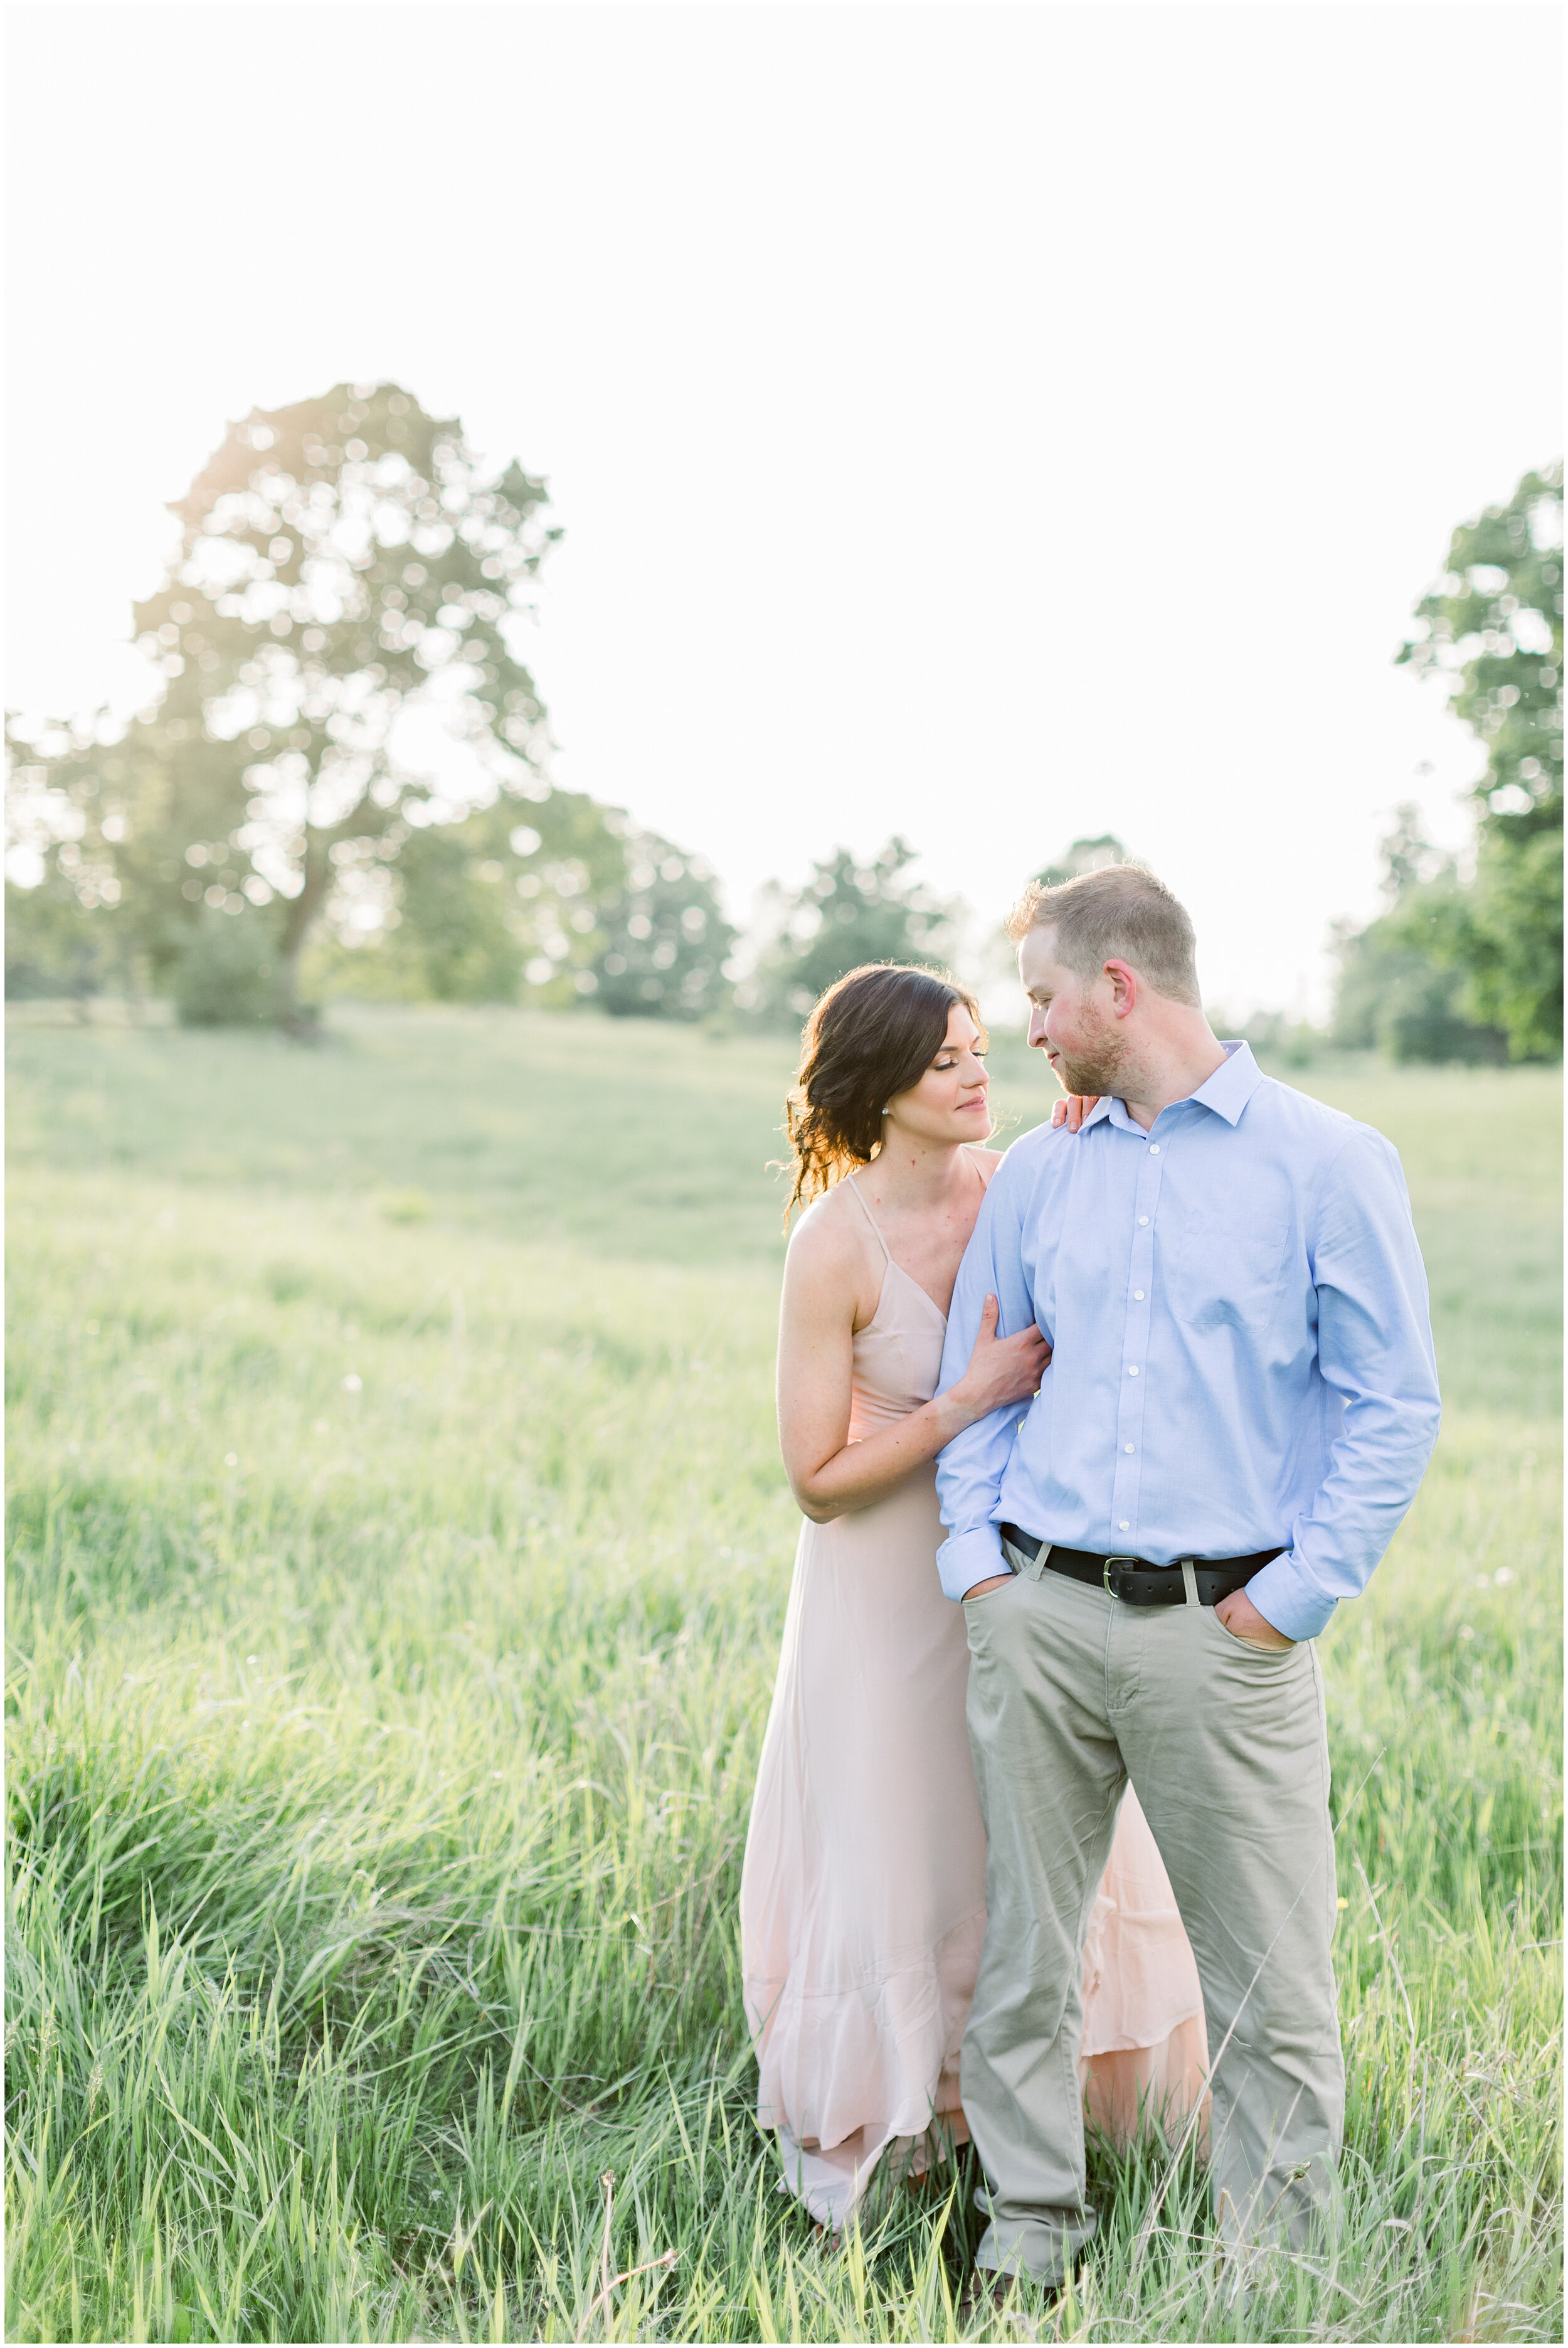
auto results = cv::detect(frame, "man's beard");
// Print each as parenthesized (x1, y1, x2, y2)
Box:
(1057, 1017, 1130, 1099)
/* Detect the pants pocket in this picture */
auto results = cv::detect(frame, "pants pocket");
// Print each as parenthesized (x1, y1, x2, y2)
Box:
(1205, 1607, 1297, 1660)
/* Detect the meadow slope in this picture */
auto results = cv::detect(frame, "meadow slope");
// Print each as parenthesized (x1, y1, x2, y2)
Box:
(6, 1007, 1562, 2342)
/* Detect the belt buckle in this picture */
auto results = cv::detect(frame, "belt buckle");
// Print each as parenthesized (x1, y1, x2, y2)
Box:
(1102, 1555, 1136, 1595)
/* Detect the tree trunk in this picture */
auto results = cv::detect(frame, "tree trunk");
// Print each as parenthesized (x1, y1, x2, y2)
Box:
(275, 834, 332, 1035)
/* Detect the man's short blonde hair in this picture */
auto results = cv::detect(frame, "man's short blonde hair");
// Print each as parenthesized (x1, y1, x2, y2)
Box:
(1005, 863, 1201, 1006)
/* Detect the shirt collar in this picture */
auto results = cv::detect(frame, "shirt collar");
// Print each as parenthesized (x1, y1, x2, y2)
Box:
(1077, 1039, 1263, 1132)
(1190, 1039, 1264, 1125)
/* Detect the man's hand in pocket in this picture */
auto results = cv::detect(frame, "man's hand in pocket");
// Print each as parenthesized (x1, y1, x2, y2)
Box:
(1213, 1587, 1294, 1649)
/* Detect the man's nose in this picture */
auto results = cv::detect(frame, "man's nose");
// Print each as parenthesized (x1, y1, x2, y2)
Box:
(1027, 1009, 1047, 1046)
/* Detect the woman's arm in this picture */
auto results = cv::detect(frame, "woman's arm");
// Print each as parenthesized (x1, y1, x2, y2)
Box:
(776, 1213, 1051, 1523)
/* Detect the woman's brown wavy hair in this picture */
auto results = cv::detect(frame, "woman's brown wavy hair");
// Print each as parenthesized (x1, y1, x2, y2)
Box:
(781, 963, 986, 1221)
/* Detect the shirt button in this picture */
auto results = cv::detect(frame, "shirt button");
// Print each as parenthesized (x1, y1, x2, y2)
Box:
(1125, 1443, 1135, 1453)
(1138, 1215, 1149, 1227)
(1119, 1520, 1130, 1531)
(1134, 1289, 1145, 1300)
(1149, 1144, 1160, 1154)
(1128, 1365, 1140, 1376)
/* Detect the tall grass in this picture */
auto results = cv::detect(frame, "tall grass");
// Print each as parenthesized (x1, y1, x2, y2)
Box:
(6, 1011, 1562, 2340)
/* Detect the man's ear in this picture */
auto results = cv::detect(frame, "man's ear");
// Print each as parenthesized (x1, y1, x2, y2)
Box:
(1104, 959, 1139, 1019)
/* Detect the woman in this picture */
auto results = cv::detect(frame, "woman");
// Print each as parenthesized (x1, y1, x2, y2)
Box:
(740, 964, 1208, 2232)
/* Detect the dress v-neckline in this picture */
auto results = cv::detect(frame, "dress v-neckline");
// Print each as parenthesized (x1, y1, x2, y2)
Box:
(878, 1256, 949, 1326)
(848, 1154, 987, 1327)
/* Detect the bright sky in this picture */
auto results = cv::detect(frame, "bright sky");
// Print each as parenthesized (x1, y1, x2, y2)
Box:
(6, 3, 1562, 1017)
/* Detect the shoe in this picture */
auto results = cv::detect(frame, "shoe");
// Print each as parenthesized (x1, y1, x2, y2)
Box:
(958, 2270, 1017, 2323)
(959, 2267, 1068, 2325)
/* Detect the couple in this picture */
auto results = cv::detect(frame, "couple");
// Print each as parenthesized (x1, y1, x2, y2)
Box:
(740, 861, 1441, 2285)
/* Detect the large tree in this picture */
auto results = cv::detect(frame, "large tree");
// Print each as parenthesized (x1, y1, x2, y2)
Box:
(1396, 461, 1563, 1059)
(12, 382, 560, 1027)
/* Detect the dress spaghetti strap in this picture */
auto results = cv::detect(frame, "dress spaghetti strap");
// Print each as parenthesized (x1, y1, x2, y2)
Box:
(845, 1173, 893, 1262)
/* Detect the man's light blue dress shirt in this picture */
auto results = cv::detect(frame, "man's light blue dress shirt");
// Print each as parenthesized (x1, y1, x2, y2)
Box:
(934, 1044, 1441, 1639)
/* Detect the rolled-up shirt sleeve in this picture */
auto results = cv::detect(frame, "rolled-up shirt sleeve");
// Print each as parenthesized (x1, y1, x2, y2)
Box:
(935, 1150, 1040, 1602)
(1247, 1127, 1442, 1642)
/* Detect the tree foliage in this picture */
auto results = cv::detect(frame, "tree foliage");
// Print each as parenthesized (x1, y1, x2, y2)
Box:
(1331, 807, 1507, 1065)
(591, 827, 734, 1019)
(1396, 461, 1563, 1059)
(739, 838, 957, 1024)
(4, 724, 135, 1002)
(1036, 833, 1128, 887)
(303, 792, 734, 1018)
(8, 382, 565, 1025)
(3, 871, 124, 1005)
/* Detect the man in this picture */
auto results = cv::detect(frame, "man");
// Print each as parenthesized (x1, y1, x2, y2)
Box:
(935, 863, 1441, 2287)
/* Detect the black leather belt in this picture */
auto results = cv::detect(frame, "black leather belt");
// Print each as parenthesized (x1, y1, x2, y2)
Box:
(1000, 1524, 1283, 1608)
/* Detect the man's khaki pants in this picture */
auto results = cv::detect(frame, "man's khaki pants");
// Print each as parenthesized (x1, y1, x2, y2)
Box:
(961, 1541, 1344, 2284)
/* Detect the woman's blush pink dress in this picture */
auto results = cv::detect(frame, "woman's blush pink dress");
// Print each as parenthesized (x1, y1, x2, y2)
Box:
(740, 1169, 1209, 2229)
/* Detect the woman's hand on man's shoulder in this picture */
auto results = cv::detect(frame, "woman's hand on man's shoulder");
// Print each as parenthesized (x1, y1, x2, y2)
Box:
(1050, 1094, 1099, 1134)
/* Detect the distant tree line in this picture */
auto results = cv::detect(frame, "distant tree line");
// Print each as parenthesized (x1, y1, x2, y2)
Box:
(6, 394, 1561, 1060)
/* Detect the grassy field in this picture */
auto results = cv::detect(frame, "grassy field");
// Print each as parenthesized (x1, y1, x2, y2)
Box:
(6, 1006, 1562, 2343)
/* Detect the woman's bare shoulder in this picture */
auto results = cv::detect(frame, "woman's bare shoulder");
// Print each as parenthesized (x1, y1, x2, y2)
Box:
(784, 1181, 874, 1291)
(968, 1145, 1007, 1177)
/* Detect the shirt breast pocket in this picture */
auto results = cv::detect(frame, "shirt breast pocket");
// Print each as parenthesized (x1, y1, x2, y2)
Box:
(1163, 1210, 1292, 1332)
